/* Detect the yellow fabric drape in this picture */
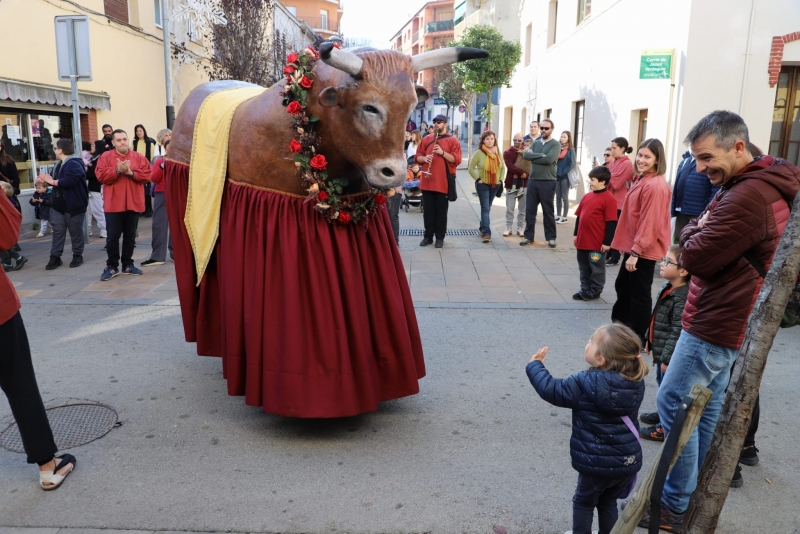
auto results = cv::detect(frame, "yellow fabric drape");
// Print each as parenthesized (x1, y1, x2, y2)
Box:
(186, 85, 266, 286)
(482, 147, 500, 186)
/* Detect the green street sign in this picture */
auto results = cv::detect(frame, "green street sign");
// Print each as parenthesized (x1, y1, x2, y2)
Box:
(640, 53, 672, 80)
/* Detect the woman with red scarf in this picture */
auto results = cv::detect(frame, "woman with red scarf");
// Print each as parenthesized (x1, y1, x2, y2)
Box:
(469, 130, 506, 243)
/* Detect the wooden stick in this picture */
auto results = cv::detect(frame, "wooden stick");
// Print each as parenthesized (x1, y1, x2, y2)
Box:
(685, 191, 800, 533)
(610, 384, 712, 534)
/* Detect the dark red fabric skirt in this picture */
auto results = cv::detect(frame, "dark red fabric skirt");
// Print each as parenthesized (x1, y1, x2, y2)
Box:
(165, 161, 425, 417)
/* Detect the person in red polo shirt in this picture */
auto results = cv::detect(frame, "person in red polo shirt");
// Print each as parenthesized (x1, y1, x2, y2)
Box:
(0, 194, 77, 490)
(95, 129, 151, 281)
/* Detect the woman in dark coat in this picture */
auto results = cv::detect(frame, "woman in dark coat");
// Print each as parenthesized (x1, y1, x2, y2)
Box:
(132, 124, 157, 217)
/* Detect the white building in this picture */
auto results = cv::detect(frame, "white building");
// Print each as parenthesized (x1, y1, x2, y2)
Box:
(498, 0, 800, 199)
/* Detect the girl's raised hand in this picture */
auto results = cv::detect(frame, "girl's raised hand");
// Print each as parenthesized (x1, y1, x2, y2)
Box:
(530, 346, 549, 362)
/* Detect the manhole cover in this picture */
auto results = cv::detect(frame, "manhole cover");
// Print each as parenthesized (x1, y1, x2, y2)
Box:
(399, 229, 480, 236)
(0, 403, 118, 453)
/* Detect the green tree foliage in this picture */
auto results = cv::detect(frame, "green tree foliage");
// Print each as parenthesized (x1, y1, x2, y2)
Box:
(437, 65, 467, 120)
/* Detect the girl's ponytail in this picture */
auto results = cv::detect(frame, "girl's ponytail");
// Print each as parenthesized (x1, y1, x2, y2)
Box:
(611, 137, 633, 155)
(593, 323, 649, 381)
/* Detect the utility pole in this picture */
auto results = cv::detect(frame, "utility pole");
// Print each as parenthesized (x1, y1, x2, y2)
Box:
(162, 0, 175, 129)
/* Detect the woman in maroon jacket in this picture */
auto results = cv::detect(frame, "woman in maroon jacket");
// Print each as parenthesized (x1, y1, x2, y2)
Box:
(0, 195, 77, 490)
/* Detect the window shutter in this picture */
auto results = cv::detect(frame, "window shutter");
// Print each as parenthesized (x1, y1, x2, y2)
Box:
(104, 0, 129, 24)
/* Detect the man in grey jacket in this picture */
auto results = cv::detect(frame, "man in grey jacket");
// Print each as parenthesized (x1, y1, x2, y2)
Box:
(520, 118, 560, 247)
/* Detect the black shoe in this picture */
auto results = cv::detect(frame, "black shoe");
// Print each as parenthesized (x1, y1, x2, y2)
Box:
(13, 243, 20, 252)
(605, 259, 619, 266)
(739, 446, 759, 466)
(640, 411, 661, 425)
(640, 424, 665, 442)
(520, 238, 533, 246)
(731, 464, 743, 488)
(572, 292, 586, 301)
(69, 255, 83, 268)
(11, 256, 28, 271)
(638, 503, 685, 533)
(434, 239, 444, 248)
(419, 237, 433, 247)
(45, 256, 63, 270)
(547, 239, 556, 248)
(2, 262, 13, 273)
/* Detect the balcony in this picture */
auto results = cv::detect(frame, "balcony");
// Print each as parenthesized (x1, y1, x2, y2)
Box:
(411, 31, 419, 43)
(300, 17, 339, 34)
(425, 20, 454, 34)
(454, 10, 492, 40)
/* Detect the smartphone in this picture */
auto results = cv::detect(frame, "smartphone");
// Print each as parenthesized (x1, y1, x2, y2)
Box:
(592, 156, 598, 166)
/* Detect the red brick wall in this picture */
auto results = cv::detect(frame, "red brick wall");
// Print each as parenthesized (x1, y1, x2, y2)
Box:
(769, 31, 800, 87)
(79, 109, 98, 143)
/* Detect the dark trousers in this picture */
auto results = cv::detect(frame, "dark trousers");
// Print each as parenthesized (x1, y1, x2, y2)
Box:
(0, 312, 57, 465)
(673, 213, 694, 243)
(556, 178, 570, 217)
(106, 210, 140, 269)
(422, 190, 449, 241)
(607, 209, 622, 263)
(524, 180, 557, 241)
(577, 249, 606, 297)
(387, 191, 402, 245)
(143, 183, 153, 215)
(573, 473, 632, 534)
(611, 254, 656, 344)
(49, 209, 85, 258)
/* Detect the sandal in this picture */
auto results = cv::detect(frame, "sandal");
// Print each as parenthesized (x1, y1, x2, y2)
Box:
(39, 453, 76, 491)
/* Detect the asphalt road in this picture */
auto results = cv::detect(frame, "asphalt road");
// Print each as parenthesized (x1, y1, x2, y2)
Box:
(1, 304, 798, 533)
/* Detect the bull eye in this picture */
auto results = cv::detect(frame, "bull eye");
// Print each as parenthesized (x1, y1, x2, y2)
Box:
(362, 105, 379, 114)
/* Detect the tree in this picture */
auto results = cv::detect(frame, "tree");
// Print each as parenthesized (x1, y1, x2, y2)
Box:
(437, 65, 469, 135)
(173, 0, 289, 87)
(451, 24, 521, 156)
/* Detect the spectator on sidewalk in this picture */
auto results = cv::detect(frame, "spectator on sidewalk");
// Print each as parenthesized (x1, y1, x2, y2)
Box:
(0, 142, 22, 255)
(640, 111, 800, 531)
(0, 182, 27, 272)
(85, 141, 107, 238)
(97, 124, 114, 153)
(30, 182, 52, 238)
(523, 121, 541, 143)
(610, 138, 672, 345)
(142, 140, 171, 266)
(0, 183, 77, 491)
(407, 130, 422, 161)
(671, 151, 719, 242)
(469, 130, 506, 243)
(521, 118, 560, 248)
(556, 131, 576, 223)
(36, 139, 89, 270)
(96, 129, 151, 281)
(502, 133, 529, 237)
(605, 137, 635, 266)
(132, 125, 157, 218)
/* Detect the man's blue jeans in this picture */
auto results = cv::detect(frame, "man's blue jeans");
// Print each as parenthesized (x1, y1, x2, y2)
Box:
(656, 330, 738, 513)
(475, 180, 500, 237)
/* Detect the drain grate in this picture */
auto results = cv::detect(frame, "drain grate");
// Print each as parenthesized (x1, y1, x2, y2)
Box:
(0, 403, 118, 453)
(399, 229, 481, 236)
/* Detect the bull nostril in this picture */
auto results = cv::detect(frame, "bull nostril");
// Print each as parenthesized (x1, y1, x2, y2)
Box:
(381, 167, 395, 177)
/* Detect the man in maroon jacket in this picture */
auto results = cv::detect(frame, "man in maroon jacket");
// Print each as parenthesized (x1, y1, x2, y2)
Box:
(641, 111, 800, 530)
(502, 133, 529, 237)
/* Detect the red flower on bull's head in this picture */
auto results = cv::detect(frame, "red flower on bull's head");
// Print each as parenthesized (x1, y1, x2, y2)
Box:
(286, 101, 303, 114)
(300, 76, 313, 89)
(283, 65, 296, 75)
(337, 211, 352, 224)
(287, 52, 299, 64)
(309, 154, 327, 170)
(373, 193, 387, 206)
(318, 191, 329, 201)
(306, 45, 319, 58)
(289, 139, 302, 153)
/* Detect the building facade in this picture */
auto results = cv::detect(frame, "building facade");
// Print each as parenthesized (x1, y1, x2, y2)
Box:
(390, 0, 455, 128)
(283, 0, 342, 40)
(497, 0, 800, 203)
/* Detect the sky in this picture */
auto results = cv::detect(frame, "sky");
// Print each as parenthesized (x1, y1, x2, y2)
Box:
(339, 0, 429, 49)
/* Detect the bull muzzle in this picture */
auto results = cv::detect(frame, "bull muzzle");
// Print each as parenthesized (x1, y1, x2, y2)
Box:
(363, 158, 407, 189)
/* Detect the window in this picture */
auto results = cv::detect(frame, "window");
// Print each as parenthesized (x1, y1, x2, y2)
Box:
(454, 0, 466, 25)
(547, 1, 558, 47)
(104, 0, 129, 24)
(573, 100, 585, 164)
(320, 9, 329, 30)
(577, 0, 591, 24)
(770, 67, 800, 166)
(154, 0, 162, 27)
(286, 6, 297, 16)
(524, 24, 532, 66)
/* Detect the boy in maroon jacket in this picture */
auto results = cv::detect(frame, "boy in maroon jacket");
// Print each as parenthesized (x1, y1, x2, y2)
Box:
(573, 166, 618, 300)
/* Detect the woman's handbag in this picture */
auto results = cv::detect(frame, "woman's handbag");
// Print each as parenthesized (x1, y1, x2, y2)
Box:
(568, 164, 581, 189)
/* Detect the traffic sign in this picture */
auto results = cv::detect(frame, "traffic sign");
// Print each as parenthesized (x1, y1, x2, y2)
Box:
(55, 15, 92, 81)
(458, 104, 467, 113)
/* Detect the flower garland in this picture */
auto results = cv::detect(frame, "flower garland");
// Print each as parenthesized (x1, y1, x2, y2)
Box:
(281, 45, 392, 226)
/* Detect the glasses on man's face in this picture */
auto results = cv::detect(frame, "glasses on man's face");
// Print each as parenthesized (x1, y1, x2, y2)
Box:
(513, 139, 523, 143)
(660, 258, 680, 267)
(603, 153, 612, 158)
(541, 127, 551, 131)
(433, 120, 444, 124)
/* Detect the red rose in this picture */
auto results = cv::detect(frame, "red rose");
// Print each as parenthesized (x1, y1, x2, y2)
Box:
(300, 75, 313, 89)
(306, 45, 319, 58)
(337, 211, 352, 224)
(286, 101, 303, 114)
(283, 65, 296, 75)
(287, 52, 299, 64)
(333, 43, 342, 49)
(318, 191, 329, 201)
(309, 154, 327, 170)
(289, 139, 302, 153)
(373, 193, 387, 206)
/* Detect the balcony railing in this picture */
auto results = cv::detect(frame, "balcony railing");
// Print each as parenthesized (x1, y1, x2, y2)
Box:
(411, 31, 419, 43)
(300, 17, 339, 33)
(454, 10, 492, 40)
(425, 20, 454, 34)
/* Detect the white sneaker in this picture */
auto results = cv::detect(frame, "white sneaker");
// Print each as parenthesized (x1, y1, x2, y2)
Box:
(502, 227, 512, 237)
(88, 229, 93, 236)
(100, 230, 107, 238)
(36, 233, 44, 238)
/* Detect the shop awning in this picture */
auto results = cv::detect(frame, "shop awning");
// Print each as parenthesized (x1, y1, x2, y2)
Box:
(0, 77, 110, 111)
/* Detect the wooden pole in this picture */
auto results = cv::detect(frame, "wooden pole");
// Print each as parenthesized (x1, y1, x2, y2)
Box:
(685, 191, 800, 533)
(611, 385, 712, 534)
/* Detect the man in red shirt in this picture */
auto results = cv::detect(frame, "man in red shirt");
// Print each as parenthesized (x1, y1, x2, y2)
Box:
(95, 129, 151, 281)
(415, 114, 462, 248)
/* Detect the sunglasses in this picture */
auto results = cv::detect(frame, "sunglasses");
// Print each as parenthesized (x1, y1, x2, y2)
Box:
(603, 153, 612, 157)
(433, 120, 445, 124)
(660, 258, 681, 268)
(513, 139, 523, 143)
(540, 127, 551, 131)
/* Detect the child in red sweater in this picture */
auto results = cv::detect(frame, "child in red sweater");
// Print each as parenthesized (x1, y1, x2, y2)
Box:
(573, 166, 618, 300)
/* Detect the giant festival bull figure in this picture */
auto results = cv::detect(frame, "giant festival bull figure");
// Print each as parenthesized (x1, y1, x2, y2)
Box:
(165, 43, 488, 418)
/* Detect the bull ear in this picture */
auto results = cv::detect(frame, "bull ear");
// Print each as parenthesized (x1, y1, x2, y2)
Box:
(415, 85, 429, 105)
(319, 87, 339, 108)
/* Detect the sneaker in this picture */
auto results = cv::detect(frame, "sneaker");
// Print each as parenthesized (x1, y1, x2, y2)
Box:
(639, 503, 685, 533)
(517, 229, 524, 237)
(36, 232, 45, 238)
(11, 256, 28, 271)
(482, 233, 491, 243)
(640, 411, 661, 425)
(515, 188, 525, 198)
(520, 238, 533, 246)
(502, 227, 512, 237)
(547, 239, 557, 248)
(739, 445, 759, 466)
(101, 266, 120, 281)
(731, 464, 743, 488)
(2, 262, 13, 273)
(508, 186, 518, 195)
(88, 229, 93, 236)
(123, 264, 143, 276)
(100, 230, 107, 238)
(556, 216, 567, 224)
(45, 256, 62, 271)
(572, 292, 586, 301)
(434, 239, 444, 249)
(141, 259, 165, 266)
(605, 259, 619, 266)
(419, 237, 433, 247)
(640, 424, 665, 442)
(69, 255, 83, 268)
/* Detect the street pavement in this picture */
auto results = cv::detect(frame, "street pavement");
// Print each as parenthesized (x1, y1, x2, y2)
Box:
(3, 160, 798, 533)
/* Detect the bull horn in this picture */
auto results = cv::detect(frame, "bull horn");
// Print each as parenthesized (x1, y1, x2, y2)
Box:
(319, 41, 363, 77)
(412, 47, 489, 73)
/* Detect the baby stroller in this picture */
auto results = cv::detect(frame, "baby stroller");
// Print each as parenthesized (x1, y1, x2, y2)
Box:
(402, 156, 423, 212)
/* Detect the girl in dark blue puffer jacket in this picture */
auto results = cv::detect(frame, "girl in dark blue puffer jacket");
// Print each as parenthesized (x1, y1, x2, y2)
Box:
(526, 323, 648, 534)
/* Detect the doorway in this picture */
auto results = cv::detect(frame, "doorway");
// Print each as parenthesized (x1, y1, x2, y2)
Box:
(769, 66, 800, 166)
